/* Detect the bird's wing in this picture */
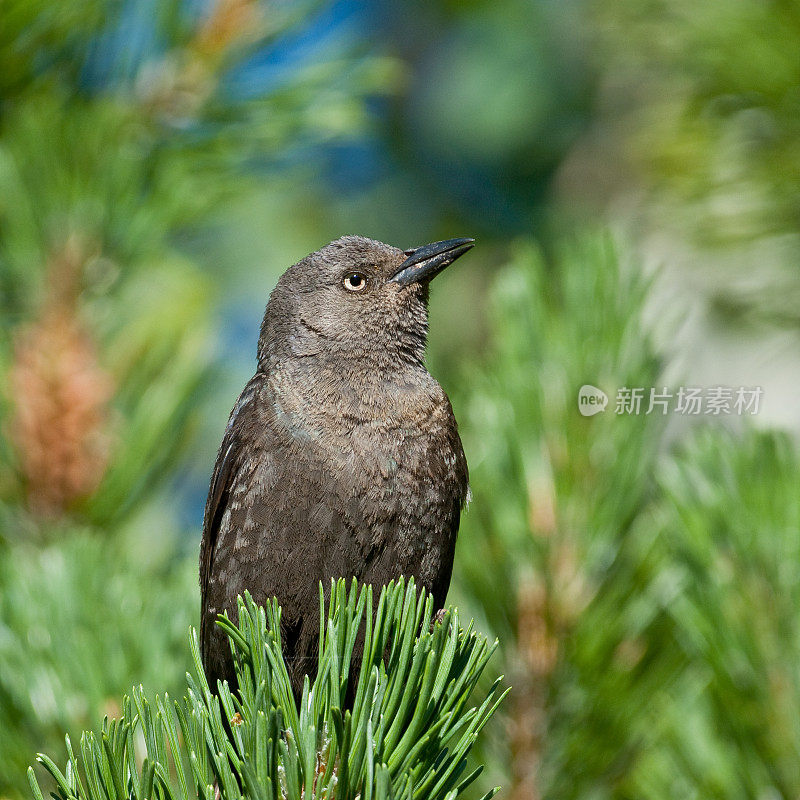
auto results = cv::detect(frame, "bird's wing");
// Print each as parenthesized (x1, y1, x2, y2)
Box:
(199, 379, 376, 692)
(199, 380, 258, 627)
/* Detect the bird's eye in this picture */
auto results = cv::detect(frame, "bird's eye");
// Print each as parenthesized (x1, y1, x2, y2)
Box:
(343, 272, 368, 292)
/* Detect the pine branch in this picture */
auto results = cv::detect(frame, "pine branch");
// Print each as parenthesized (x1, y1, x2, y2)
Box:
(29, 578, 508, 800)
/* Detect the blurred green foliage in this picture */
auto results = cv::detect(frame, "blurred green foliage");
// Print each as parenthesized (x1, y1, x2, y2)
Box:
(455, 236, 665, 798)
(454, 237, 800, 799)
(3, 0, 800, 798)
(0, 532, 196, 789)
(588, 0, 800, 329)
(596, 0, 800, 245)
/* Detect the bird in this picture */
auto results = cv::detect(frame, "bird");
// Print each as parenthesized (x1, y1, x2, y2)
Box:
(200, 235, 473, 699)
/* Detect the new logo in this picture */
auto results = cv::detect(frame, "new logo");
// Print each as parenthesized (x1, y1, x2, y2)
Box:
(578, 384, 608, 416)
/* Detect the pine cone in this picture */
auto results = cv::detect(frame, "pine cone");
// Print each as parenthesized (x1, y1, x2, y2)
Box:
(7, 254, 114, 517)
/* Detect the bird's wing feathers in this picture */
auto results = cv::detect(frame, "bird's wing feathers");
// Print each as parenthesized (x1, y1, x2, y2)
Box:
(199, 379, 259, 628)
(200, 434, 238, 601)
(199, 377, 370, 687)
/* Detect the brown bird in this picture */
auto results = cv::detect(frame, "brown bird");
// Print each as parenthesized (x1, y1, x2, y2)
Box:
(200, 235, 473, 698)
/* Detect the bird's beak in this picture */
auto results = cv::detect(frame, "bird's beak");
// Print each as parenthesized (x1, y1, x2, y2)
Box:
(389, 237, 475, 286)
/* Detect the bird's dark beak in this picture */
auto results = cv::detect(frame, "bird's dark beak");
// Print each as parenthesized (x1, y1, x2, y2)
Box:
(389, 237, 475, 286)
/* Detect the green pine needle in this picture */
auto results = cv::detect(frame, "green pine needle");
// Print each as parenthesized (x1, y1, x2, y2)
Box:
(31, 578, 508, 800)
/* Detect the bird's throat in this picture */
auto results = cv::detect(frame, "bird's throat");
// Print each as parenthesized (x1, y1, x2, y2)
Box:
(269, 357, 441, 437)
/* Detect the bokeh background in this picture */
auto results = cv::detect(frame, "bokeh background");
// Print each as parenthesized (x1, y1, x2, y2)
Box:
(2, 0, 800, 797)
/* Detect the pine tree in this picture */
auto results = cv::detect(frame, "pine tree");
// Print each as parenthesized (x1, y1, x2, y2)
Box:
(29, 579, 507, 800)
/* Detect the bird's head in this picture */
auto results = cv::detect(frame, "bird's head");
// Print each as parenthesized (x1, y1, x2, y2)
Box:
(258, 235, 474, 370)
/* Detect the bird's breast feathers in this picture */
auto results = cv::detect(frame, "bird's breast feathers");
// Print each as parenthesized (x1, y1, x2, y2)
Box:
(258, 369, 467, 506)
